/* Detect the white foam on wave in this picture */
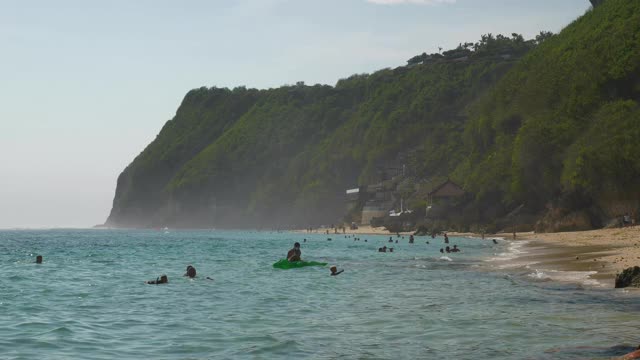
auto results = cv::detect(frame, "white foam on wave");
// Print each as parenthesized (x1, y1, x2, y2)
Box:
(496, 260, 540, 270)
(527, 268, 602, 287)
(485, 240, 530, 262)
(439, 256, 452, 262)
(482, 239, 605, 287)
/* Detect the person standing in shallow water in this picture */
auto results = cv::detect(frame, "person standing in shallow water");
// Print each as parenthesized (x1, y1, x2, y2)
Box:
(35, 255, 43, 264)
(287, 242, 301, 262)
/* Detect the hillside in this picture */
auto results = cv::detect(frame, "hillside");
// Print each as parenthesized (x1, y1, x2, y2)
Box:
(106, 39, 522, 228)
(455, 0, 640, 231)
(106, 0, 640, 230)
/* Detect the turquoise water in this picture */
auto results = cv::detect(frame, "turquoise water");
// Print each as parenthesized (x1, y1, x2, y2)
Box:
(1, 229, 639, 359)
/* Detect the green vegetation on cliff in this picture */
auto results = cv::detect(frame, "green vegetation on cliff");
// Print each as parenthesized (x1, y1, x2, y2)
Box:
(457, 0, 640, 227)
(107, 0, 640, 229)
(108, 39, 521, 228)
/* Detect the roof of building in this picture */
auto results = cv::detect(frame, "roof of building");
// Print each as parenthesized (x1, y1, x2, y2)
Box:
(428, 179, 465, 197)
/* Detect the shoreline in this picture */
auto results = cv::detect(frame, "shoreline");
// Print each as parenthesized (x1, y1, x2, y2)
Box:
(477, 227, 640, 288)
(297, 225, 640, 287)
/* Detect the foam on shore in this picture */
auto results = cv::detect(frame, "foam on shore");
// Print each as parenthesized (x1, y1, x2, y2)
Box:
(485, 239, 605, 287)
(526, 268, 601, 287)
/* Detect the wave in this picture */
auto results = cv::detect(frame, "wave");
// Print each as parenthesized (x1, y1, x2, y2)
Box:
(527, 269, 601, 287)
(486, 240, 529, 262)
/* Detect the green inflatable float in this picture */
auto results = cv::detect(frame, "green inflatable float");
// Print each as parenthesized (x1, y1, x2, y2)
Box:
(272, 259, 327, 269)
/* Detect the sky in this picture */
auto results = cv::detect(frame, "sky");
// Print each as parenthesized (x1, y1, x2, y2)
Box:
(0, 0, 591, 228)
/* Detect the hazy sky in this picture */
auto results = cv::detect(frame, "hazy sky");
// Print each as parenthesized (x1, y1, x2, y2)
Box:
(0, 0, 590, 228)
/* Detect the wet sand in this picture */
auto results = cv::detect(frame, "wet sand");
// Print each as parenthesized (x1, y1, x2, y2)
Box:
(474, 226, 640, 287)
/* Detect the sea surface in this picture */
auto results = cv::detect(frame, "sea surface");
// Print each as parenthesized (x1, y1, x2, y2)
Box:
(0, 229, 639, 360)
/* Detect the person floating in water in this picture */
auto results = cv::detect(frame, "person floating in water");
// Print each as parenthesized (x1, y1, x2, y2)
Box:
(378, 246, 387, 253)
(445, 246, 451, 253)
(147, 274, 168, 284)
(184, 265, 196, 278)
(35, 255, 43, 264)
(440, 248, 444, 254)
(451, 245, 461, 253)
(388, 237, 393, 243)
(287, 242, 302, 262)
(492, 239, 498, 244)
(330, 266, 344, 276)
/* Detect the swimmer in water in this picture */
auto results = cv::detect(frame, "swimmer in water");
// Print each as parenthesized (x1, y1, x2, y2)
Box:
(147, 274, 168, 284)
(287, 242, 302, 262)
(330, 266, 344, 276)
(492, 239, 498, 244)
(445, 246, 451, 253)
(451, 245, 460, 253)
(440, 248, 444, 254)
(184, 265, 196, 278)
(35, 255, 43, 264)
(378, 246, 387, 253)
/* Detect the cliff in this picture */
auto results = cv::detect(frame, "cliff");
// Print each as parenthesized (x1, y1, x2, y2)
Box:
(107, 0, 640, 230)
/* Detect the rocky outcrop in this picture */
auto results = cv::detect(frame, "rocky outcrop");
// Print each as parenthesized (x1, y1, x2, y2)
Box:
(615, 266, 640, 288)
(590, 0, 606, 7)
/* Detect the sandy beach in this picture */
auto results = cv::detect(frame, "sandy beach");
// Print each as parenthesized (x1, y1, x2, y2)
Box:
(518, 227, 640, 280)
(463, 227, 640, 287)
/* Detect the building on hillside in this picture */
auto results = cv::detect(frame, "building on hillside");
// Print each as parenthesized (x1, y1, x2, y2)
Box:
(361, 202, 388, 225)
(427, 179, 465, 205)
(345, 187, 364, 202)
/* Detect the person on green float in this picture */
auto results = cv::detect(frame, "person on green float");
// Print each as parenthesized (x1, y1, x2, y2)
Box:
(287, 242, 302, 262)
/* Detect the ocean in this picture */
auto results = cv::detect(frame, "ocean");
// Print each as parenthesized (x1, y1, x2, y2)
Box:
(0, 229, 638, 359)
